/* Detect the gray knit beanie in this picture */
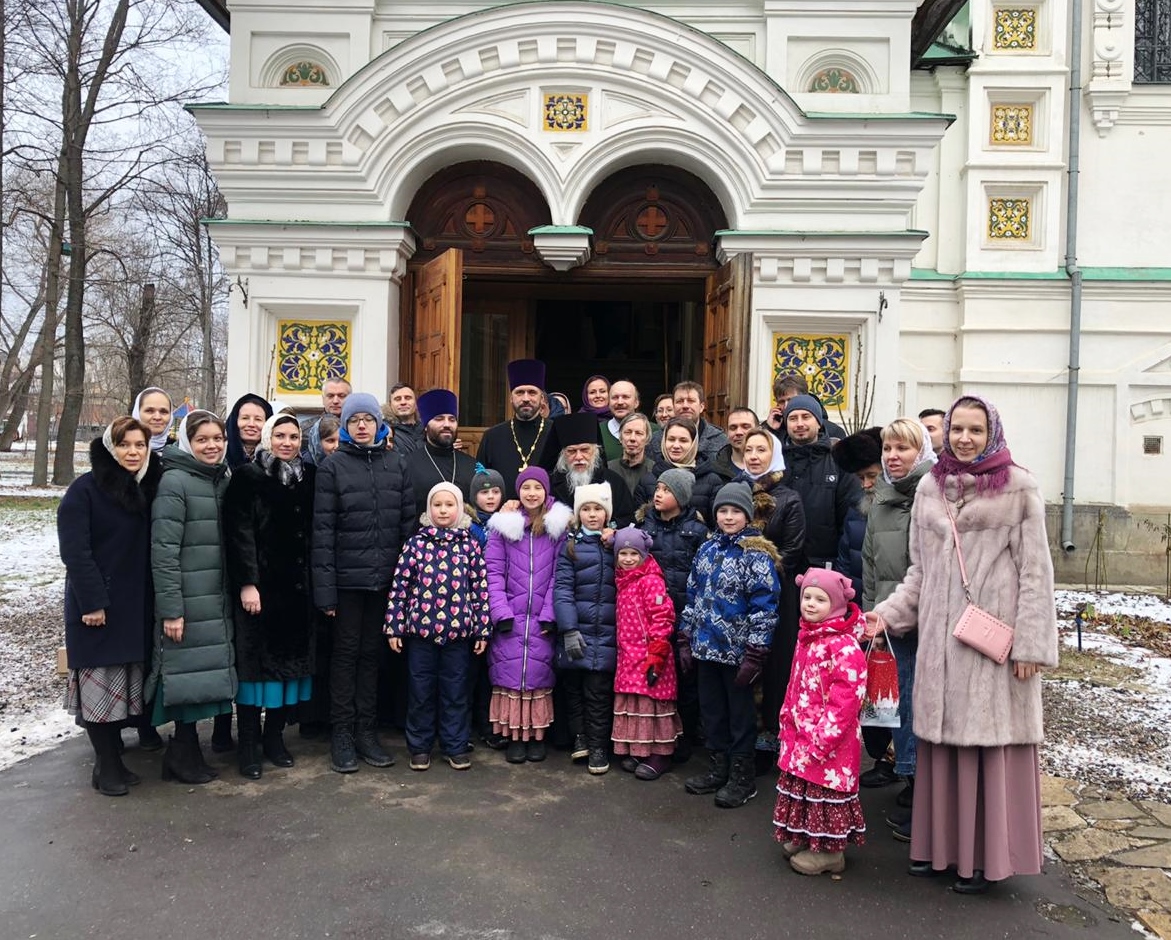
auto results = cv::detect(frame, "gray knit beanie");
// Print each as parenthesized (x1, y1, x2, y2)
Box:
(657, 468, 695, 509)
(713, 481, 754, 520)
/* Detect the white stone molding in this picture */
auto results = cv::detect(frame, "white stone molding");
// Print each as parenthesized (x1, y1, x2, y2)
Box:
(716, 231, 927, 284)
(528, 226, 592, 271)
(1086, 0, 1132, 136)
(192, 3, 950, 232)
(208, 222, 416, 282)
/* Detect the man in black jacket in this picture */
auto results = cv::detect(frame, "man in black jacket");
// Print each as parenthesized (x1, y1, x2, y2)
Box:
(780, 394, 861, 570)
(405, 388, 477, 503)
(312, 392, 415, 774)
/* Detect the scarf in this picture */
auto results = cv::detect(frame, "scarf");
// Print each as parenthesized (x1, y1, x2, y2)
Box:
(579, 375, 612, 420)
(931, 394, 1016, 495)
(225, 393, 274, 469)
(882, 422, 937, 485)
(256, 448, 304, 486)
(101, 422, 148, 483)
(177, 410, 227, 464)
(131, 386, 172, 453)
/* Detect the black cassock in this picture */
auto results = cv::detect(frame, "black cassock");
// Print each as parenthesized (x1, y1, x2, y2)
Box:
(475, 417, 552, 500)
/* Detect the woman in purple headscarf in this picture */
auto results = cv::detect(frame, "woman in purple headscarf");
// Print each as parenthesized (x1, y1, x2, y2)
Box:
(579, 375, 611, 420)
(867, 395, 1058, 896)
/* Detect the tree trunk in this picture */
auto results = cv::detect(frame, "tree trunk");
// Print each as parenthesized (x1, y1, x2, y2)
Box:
(0, 370, 33, 452)
(199, 223, 216, 408)
(127, 282, 156, 408)
(31, 170, 68, 487)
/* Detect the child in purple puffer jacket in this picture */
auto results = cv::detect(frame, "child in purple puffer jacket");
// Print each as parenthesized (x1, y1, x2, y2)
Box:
(484, 467, 573, 764)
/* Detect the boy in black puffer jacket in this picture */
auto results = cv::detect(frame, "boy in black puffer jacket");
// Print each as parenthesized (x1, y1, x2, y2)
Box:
(637, 468, 709, 760)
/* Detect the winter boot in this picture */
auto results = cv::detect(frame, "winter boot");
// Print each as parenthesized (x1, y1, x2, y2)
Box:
(634, 753, 671, 781)
(714, 755, 758, 808)
(684, 751, 729, 795)
(86, 723, 128, 797)
(262, 707, 294, 767)
(211, 711, 235, 753)
(137, 724, 164, 751)
(570, 734, 589, 762)
(161, 722, 215, 785)
(236, 705, 263, 780)
(353, 725, 394, 767)
(790, 850, 845, 876)
(330, 727, 359, 773)
(505, 739, 527, 764)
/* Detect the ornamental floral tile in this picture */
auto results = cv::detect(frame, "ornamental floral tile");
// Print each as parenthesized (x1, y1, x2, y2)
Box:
(988, 197, 1031, 240)
(544, 93, 588, 131)
(280, 61, 329, 86)
(773, 334, 849, 410)
(809, 68, 860, 93)
(277, 320, 349, 394)
(993, 9, 1037, 50)
(991, 104, 1033, 145)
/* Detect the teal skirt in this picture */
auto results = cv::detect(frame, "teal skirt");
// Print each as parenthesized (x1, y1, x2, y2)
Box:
(151, 696, 232, 726)
(237, 677, 312, 709)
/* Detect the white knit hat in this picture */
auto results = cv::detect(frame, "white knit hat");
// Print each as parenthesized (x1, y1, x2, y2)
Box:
(573, 482, 613, 525)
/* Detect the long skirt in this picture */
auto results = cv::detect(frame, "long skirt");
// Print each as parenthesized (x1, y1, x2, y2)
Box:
(910, 740, 1043, 882)
(611, 692, 682, 758)
(773, 770, 867, 853)
(489, 686, 553, 741)
(64, 663, 144, 723)
(238, 677, 313, 709)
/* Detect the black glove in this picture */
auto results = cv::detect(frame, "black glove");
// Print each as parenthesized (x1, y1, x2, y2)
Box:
(645, 664, 660, 687)
(735, 645, 769, 688)
(676, 638, 694, 677)
(539, 620, 556, 635)
(496, 618, 514, 634)
(563, 630, 586, 661)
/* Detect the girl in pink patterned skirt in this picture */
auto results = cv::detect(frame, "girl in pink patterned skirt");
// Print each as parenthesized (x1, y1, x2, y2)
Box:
(611, 526, 682, 781)
(773, 568, 868, 876)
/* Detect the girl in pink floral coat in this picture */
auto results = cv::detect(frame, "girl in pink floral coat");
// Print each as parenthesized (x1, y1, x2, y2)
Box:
(611, 527, 683, 781)
(773, 568, 868, 876)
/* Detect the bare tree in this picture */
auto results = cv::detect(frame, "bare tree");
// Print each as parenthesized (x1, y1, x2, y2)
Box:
(5, 0, 221, 483)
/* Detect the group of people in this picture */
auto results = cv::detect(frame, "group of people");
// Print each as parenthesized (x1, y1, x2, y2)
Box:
(57, 359, 1058, 897)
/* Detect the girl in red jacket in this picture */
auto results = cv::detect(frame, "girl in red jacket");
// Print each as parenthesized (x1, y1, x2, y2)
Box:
(773, 568, 868, 876)
(611, 526, 682, 780)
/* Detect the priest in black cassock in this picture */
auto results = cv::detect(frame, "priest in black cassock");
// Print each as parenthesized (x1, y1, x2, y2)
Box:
(540, 412, 636, 529)
(405, 388, 477, 503)
(475, 359, 552, 500)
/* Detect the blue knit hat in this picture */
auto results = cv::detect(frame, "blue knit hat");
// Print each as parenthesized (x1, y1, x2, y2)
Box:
(782, 394, 825, 426)
(340, 392, 382, 427)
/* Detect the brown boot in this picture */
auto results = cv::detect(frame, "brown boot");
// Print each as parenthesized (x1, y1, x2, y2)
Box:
(790, 850, 845, 876)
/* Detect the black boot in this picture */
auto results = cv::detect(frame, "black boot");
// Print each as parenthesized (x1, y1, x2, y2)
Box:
(353, 725, 394, 767)
(137, 725, 164, 751)
(330, 727, 359, 773)
(236, 705, 263, 780)
(262, 707, 294, 767)
(684, 751, 729, 795)
(161, 722, 215, 785)
(211, 710, 235, 753)
(714, 754, 758, 808)
(86, 723, 128, 797)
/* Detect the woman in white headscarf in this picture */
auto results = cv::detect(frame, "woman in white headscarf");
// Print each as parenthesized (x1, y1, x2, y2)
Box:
(131, 387, 174, 453)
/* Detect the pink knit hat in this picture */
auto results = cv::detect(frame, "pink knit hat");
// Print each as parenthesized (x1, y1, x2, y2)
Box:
(795, 567, 855, 621)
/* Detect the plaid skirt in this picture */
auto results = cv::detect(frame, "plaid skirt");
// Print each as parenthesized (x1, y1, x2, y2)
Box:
(64, 662, 145, 723)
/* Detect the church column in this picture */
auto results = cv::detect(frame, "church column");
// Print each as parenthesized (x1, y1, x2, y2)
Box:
(208, 222, 415, 407)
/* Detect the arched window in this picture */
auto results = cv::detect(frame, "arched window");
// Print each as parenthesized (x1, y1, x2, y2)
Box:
(1136, 1, 1171, 82)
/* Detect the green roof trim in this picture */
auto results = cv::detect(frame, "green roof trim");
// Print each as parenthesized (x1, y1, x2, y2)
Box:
(528, 225, 594, 235)
(804, 111, 956, 122)
(1081, 267, 1171, 281)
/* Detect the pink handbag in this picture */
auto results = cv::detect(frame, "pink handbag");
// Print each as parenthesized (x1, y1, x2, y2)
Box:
(944, 500, 1015, 664)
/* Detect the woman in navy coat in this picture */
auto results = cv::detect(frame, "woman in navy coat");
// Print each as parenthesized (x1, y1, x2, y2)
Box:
(58, 417, 162, 796)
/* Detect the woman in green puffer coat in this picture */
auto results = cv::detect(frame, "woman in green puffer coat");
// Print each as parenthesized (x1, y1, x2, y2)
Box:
(860, 417, 936, 830)
(147, 410, 236, 784)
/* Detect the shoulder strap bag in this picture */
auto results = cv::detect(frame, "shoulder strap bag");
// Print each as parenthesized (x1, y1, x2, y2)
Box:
(943, 498, 1015, 665)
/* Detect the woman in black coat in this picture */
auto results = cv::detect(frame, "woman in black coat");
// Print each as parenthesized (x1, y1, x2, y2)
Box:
(58, 417, 162, 796)
(224, 413, 317, 779)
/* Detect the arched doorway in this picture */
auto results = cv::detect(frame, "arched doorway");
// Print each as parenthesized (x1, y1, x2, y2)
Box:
(402, 161, 733, 445)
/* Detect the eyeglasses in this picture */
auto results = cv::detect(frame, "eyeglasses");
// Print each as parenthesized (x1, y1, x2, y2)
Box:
(348, 416, 378, 426)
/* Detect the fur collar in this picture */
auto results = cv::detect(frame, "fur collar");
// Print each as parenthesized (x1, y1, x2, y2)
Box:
(89, 437, 162, 513)
(487, 501, 573, 542)
(740, 533, 783, 566)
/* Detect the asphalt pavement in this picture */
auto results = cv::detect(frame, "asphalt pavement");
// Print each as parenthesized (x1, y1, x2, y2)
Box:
(0, 730, 1129, 940)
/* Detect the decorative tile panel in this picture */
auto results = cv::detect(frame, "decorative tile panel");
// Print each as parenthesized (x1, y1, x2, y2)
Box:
(277, 320, 349, 394)
(993, 9, 1037, 50)
(808, 68, 861, 94)
(987, 198, 1031, 240)
(773, 334, 850, 410)
(990, 104, 1033, 145)
(544, 93, 588, 131)
(280, 61, 329, 86)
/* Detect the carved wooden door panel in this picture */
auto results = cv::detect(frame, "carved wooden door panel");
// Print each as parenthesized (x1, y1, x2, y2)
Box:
(702, 253, 751, 431)
(411, 248, 463, 394)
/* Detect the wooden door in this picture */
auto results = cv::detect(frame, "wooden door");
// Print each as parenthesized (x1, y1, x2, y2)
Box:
(702, 253, 751, 430)
(411, 248, 463, 394)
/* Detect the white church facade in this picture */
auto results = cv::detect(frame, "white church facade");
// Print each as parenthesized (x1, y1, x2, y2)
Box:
(192, 0, 1171, 585)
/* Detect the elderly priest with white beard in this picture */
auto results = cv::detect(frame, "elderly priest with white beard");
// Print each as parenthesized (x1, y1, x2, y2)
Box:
(541, 412, 635, 529)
